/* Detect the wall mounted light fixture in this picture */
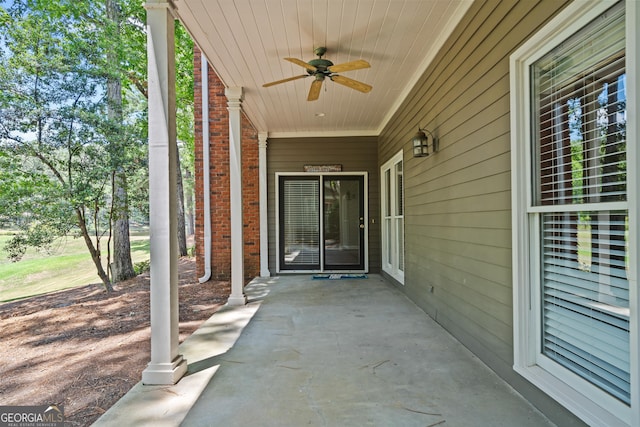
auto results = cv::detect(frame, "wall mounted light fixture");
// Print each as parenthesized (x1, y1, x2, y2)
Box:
(412, 127, 438, 158)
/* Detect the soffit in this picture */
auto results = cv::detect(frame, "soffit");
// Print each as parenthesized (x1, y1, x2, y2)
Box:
(175, 0, 471, 138)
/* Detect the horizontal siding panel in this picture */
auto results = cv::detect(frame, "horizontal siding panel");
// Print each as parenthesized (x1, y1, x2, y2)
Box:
(410, 167, 510, 206)
(409, 189, 511, 216)
(408, 105, 511, 187)
(407, 257, 512, 303)
(415, 210, 512, 230)
(409, 224, 511, 254)
(416, 238, 511, 280)
(408, 265, 513, 344)
(439, 80, 511, 148)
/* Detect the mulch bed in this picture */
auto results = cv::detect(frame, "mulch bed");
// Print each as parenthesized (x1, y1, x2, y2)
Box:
(0, 257, 230, 426)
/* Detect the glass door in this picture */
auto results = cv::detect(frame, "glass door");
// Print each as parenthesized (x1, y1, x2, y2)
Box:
(323, 176, 365, 270)
(278, 174, 366, 272)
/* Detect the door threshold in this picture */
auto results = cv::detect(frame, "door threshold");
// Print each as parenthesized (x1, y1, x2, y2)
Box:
(312, 273, 368, 280)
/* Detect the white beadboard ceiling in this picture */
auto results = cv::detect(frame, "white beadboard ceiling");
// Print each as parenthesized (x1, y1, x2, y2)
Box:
(174, 0, 471, 138)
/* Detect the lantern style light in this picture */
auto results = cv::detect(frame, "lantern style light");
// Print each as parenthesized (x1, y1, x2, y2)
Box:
(412, 127, 438, 158)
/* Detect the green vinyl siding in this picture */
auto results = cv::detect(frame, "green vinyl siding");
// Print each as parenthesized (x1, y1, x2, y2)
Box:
(379, 0, 584, 426)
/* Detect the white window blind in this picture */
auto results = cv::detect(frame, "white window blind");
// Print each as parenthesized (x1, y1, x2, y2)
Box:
(542, 211, 629, 403)
(532, 3, 626, 207)
(282, 179, 319, 266)
(530, 2, 629, 405)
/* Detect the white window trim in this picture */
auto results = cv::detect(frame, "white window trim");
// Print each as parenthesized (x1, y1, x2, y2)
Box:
(381, 150, 404, 284)
(510, 1, 639, 426)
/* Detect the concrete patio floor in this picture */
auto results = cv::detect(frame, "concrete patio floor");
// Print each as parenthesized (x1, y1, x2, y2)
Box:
(95, 274, 555, 426)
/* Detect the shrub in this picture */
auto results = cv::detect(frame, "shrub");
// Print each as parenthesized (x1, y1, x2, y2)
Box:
(133, 259, 150, 275)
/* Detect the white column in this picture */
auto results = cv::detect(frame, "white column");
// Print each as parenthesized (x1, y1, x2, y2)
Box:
(141, 1, 187, 385)
(258, 132, 270, 277)
(226, 87, 247, 306)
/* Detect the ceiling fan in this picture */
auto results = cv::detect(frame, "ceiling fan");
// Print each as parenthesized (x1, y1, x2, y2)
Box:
(263, 47, 372, 101)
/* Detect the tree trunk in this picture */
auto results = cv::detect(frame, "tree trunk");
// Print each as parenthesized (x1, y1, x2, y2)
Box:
(113, 170, 136, 281)
(76, 208, 114, 292)
(176, 144, 188, 256)
(184, 169, 195, 237)
(107, 0, 136, 282)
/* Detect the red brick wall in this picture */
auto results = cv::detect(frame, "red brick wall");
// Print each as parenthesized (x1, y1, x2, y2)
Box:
(242, 116, 260, 278)
(194, 46, 260, 281)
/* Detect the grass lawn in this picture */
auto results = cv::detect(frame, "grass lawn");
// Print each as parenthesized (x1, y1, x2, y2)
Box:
(0, 231, 150, 302)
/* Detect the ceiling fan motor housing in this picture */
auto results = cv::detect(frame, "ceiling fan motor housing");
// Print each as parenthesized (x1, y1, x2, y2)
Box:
(308, 58, 334, 75)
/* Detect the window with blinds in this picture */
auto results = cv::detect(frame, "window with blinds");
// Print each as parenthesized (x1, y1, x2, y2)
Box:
(530, 1, 629, 404)
(281, 178, 320, 268)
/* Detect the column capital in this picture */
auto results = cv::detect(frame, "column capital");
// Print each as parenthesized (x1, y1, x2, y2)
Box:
(225, 87, 244, 105)
(144, 1, 178, 18)
(258, 132, 268, 148)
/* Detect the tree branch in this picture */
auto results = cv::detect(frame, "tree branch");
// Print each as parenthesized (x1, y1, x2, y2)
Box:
(30, 148, 67, 187)
(127, 71, 147, 99)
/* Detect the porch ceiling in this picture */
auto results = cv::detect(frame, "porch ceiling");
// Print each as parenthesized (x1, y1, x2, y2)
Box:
(174, 0, 471, 138)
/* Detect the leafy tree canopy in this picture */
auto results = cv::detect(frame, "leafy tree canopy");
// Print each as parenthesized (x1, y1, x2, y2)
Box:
(0, 0, 194, 289)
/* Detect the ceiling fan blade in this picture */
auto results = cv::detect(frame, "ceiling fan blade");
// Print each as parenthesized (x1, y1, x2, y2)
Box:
(327, 59, 371, 73)
(330, 75, 372, 93)
(263, 74, 308, 88)
(284, 57, 317, 72)
(307, 79, 323, 101)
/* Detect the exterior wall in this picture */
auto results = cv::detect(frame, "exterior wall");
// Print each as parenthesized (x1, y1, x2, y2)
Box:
(379, 1, 584, 426)
(194, 47, 260, 281)
(266, 137, 379, 275)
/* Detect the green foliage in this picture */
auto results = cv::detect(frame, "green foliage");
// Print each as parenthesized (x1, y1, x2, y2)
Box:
(133, 259, 150, 275)
(0, 0, 195, 285)
(3, 234, 27, 262)
(0, 1, 141, 285)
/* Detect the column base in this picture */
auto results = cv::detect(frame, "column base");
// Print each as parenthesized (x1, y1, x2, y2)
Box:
(227, 294, 247, 306)
(142, 354, 188, 385)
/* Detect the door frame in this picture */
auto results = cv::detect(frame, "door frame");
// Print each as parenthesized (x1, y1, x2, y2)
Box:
(275, 171, 368, 274)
